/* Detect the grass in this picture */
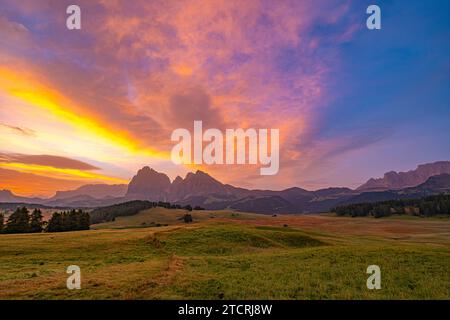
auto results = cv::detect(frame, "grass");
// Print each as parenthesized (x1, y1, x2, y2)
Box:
(91, 207, 270, 229)
(0, 211, 449, 299)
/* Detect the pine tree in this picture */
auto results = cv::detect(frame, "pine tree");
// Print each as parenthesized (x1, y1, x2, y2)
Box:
(29, 209, 44, 233)
(78, 210, 90, 230)
(65, 210, 78, 231)
(4, 207, 30, 234)
(0, 212, 4, 233)
(46, 212, 63, 232)
(46, 210, 90, 232)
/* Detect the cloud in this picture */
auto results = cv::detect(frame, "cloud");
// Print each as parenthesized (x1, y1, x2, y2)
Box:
(0, 0, 368, 192)
(166, 86, 226, 130)
(0, 15, 30, 49)
(0, 123, 35, 136)
(0, 153, 99, 170)
(0, 167, 91, 197)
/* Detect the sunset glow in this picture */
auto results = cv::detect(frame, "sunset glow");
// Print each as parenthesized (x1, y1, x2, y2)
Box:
(0, 0, 449, 196)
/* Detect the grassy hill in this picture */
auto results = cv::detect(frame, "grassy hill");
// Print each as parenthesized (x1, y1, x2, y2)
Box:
(91, 207, 270, 229)
(0, 213, 449, 299)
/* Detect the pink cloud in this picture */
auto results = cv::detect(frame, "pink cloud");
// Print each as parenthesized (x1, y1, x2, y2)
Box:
(0, 0, 361, 190)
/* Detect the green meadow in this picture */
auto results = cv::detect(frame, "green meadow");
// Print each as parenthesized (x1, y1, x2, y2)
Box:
(0, 209, 449, 299)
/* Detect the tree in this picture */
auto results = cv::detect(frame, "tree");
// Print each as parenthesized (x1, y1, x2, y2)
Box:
(46, 212, 64, 232)
(65, 210, 79, 231)
(0, 212, 4, 233)
(78, 210, 90, 230)
(4, 207, 30, 234)
(183, 213, 193, 223)
(29, 209, 44, 233)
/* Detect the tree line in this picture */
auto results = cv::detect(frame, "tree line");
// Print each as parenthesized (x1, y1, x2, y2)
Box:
(46, 210, 90, 232)
(332, 194, 450, 218)
(0, 207, 90, 234)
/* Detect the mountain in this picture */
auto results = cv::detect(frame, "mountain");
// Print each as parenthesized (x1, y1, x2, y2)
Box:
(170, 178, 356, 214)
(172, 167, 448, 213)
(126, 166, 171, 200)
(357, 161, 450, 191)
(1, 161, 449, 214)
(44, 195, 129, 208)
(0, 189, 44, 204)
(228, 195, 292, 214)
(0, 190, 19, 202)
(169, 170, 241, 201)
(411, 173, 450, 192)
(339, 173, 450, 206)
(50, 184, 127, 200)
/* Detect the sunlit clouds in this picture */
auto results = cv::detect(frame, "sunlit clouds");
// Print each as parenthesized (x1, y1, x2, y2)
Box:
(1, 0, 449, 196)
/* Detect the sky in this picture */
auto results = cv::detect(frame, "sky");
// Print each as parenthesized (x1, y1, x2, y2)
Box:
(0, 0, 449, 197)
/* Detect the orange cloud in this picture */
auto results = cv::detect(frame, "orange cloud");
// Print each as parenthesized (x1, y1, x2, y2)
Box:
(0, 168, 96, 197)
(173, 65, 194, 76)
(0, 162, 127, 184)
(0, 153, 99, 170)
(0, 66, 169, 160)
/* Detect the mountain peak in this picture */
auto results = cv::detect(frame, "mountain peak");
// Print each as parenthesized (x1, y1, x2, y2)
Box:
(173, 175, 183, 184)
(0, 189, 14, 195)
(138, 166, 156, 174)
(168, 169, 227, 201)
(126, 166, 171, 200)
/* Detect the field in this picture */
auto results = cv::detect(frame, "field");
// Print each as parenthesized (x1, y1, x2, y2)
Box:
(0, 209, 449, 299)
(91, 207, 271, 229)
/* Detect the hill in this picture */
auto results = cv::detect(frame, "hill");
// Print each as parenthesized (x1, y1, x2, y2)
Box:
(91, 207, 268, 229)
(89, 200, 158, 224)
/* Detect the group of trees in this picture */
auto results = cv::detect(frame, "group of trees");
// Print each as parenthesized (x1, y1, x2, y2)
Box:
(332, 194, 450, 218)
(1, 200, 203, 233)
(46, 210, 90, 232)
(157, 202, 201, 212)
(0, 207, 90, 234)
(90, 201, 158, 224)
(0, 207, 44, 234)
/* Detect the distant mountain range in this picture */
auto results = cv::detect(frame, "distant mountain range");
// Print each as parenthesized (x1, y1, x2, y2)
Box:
(1, 161, 449, 214)
(357, 161, 450, 191)
(51, 184, 128, 200)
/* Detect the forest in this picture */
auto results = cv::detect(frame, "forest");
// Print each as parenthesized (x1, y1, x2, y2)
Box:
(332, 194, 450, 218)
